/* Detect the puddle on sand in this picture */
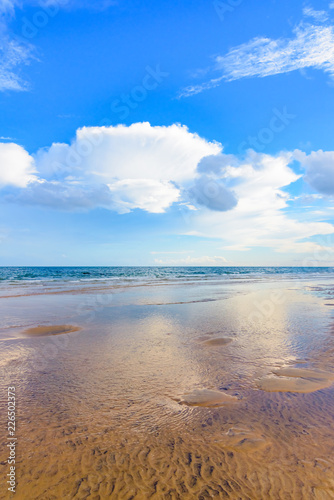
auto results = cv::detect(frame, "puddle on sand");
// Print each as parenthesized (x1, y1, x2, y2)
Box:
(22, 324, 81, 336)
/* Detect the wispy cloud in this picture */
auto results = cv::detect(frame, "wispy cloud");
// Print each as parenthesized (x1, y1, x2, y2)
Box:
(0, 0, 18, 15)
(0, 0, 116, 92)
(0, 37, 34, 91)
(180, 17, 334, 96)
(303, 6, 329, 22)
(0, 1, 35, 91)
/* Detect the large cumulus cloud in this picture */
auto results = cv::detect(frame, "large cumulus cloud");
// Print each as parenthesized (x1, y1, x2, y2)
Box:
(1, 122, 236, 214)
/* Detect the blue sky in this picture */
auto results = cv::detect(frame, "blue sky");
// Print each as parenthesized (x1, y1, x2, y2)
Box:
(1, 0, 334, 265)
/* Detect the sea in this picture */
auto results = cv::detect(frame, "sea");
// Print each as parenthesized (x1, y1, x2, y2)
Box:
(1, 265, 334, 283)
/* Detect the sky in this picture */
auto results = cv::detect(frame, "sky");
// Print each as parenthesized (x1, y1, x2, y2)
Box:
(1, 0, 334, 266)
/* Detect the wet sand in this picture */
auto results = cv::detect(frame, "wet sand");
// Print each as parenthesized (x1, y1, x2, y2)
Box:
(1, 277, 334, 498)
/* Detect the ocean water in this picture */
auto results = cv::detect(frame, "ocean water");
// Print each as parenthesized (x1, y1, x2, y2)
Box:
(1, 265, 334, 283)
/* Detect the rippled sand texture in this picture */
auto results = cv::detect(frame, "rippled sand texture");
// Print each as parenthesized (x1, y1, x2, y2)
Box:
(1, 278, 334, 499)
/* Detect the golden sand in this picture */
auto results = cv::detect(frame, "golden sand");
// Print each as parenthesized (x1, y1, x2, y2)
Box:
(23, 324, 81, 336)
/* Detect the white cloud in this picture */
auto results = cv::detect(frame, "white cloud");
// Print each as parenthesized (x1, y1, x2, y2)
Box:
(2, 124, 334, 257)
(107, 179, 180, 214)
(154, 255, 228, 266)
(0, 142, 37, 187)
(294, 149, 334, 195)
(180, 21, 334, 96)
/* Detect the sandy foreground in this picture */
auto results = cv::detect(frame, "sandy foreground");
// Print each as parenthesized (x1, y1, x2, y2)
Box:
(1, 277, 334, 499)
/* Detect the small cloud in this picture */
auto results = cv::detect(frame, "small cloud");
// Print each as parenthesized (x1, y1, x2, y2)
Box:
(154, 255, 228, 266)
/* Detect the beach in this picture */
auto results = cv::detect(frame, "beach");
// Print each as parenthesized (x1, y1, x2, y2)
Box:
(1, 267, 334, 499)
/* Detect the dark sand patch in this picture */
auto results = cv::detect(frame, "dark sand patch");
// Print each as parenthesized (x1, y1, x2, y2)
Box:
(257, 366, 334, 393)
(23, 325, 81, 337)
(176, 389, 239, 407)
(202, 337, 233, 346)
